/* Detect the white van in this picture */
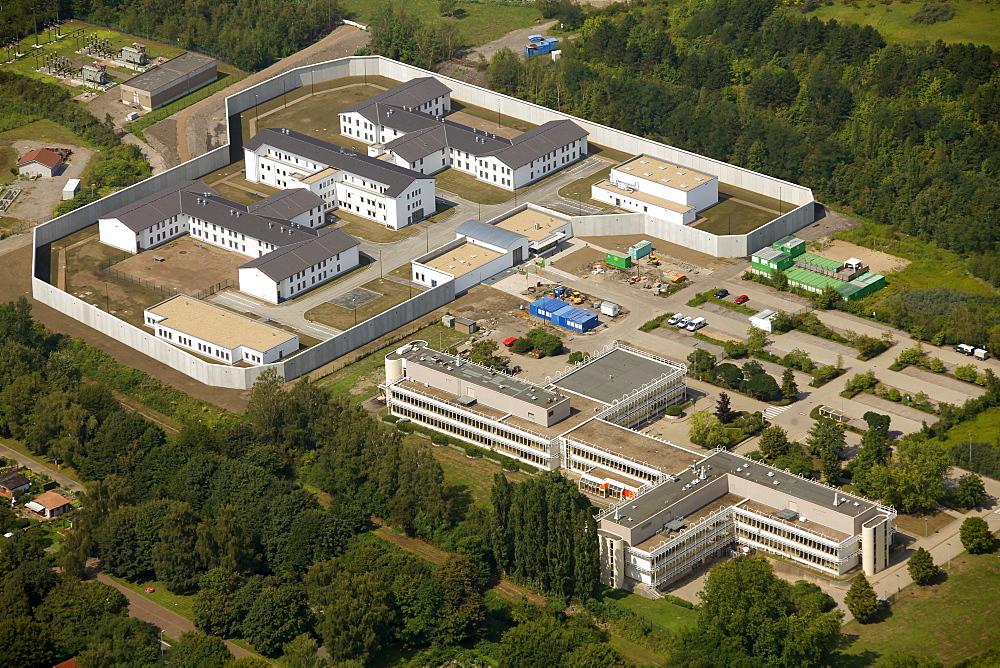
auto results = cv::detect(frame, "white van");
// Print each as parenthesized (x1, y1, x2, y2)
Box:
(677, 316, 692, 329)
(686, 317, 706, 331)
(667, 313, 683, 326)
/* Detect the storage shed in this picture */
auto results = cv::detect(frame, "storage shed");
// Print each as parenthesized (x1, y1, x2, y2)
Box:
(62, 178, 80, 200)
(605, 252, 632, 269)
(552, 305, 599, 332)
(628, 240, 652, 260)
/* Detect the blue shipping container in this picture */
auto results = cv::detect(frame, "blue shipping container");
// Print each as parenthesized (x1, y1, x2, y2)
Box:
(551, 304, 599, 332)
(525, 38, 559, 56)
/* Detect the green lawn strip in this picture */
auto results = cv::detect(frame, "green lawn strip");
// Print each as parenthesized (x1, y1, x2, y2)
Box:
(694, 197, 777, 236)
(0, 436, 85, 485)
(0, 118, 93, 146)
(207, 182, 261, 206)
(388, 263, 414, 281)
(125, 72, 243, 136)
(587, 143, 634, 164)
(609, 634, 666, 666)
(940, 408, 1000, 454)
(0, 145, 17, 185)
(338, 0, 539, 46)
(433, 167, 513, 205)
(612, 591, 699, 634)
(315, 323, 464, 398)
(427, 200, 457, 224)
(336, 212, 421, 244)
(420, 436, 527, 507)
(837, 552, 1000, 665)
(557, 164, 611, 205)
(806, 0, 1000, 50)
(717, 183, 785, 213)
(106, 575, 198, 620)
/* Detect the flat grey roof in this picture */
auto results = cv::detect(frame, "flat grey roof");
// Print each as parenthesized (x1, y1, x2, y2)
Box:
(390, 343, 566, 405)
(121, 52, 216, 92)
(553, 348, 685, 405)
(245, 128, 428, 197)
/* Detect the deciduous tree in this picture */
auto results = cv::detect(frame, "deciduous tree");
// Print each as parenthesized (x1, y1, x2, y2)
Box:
(959, 517, 994, 554)
(844, 573, 879, 623)
(907, 547, 940, 585)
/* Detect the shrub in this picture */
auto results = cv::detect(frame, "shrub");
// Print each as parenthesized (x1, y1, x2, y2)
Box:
(959, 517, 995, 554)
(520, 328, 563, 357)
(896, 344, 925, 367)
(845, 371, 879, 395)
(382, 415, 400, 423)
(639, 314, 670, 332)
(845, 573, 880, 623)
(499, 456, 520, 472)
(955, 364, 979, 383)
(430, 433, 449, 445)
(722, 340, 749, 358)
(397, 421, 415, 433)
(782, 348, 815, 372)
(464, 444, 483, 458)
(663, 595, 694, 610)
(665, 404, 683, 417)
(511, 338, 533, 354)
(855, 335, 891, 360)
(911, 2, 955, 24)
(568, 351, 590, 364)
(928, 357, 946, 373)
(812, 365, 842, 386)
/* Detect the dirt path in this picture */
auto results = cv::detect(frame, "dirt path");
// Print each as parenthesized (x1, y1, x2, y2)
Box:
(467, 20, 557, 61)
(174, 25, 370, 163)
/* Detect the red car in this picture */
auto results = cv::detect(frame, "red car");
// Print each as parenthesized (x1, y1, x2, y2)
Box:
(734, 295, 750, 304)
(502, 337, 518, 348)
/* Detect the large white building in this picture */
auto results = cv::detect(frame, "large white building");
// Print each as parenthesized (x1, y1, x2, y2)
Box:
(98, 180, 360, 303)
(244, 128, 435, 230)
(342, 80, 588, 191)
(592, 155, 719, 225)
(382, 342, 896, 592)
(144, 294, 298, 365)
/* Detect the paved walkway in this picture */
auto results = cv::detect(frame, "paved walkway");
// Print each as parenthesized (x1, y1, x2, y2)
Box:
(0, 442, 85, 493)
(96, 572, 255, 659)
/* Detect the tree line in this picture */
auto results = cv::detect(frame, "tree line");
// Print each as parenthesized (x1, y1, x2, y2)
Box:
(485, 0, 999, 265)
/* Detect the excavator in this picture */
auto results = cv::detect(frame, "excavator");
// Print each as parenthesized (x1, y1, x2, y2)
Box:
(570, 290, 586, 304)
(647, 253, 660, 266)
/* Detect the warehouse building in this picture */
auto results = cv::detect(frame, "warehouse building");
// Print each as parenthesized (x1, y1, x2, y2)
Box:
(144, 295, 298, 365)
(119, 52, 217, 110)
(592, 155, 719, 225)
(342, 79, 588, 190)
(382, 342, 895, 592)
(244, 128, 435, 230)
(98, 180, 360, 303)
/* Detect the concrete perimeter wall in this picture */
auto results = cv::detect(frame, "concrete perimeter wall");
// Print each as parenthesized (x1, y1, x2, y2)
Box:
(32, 55, 816, 390)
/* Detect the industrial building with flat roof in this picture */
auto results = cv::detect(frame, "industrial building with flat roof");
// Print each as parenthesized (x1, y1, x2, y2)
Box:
(342, 79, 588, 190)
(119, 52, 217, 110)
(144, 295, 298, 365)
(592, 154, 719, 225)
(382, 341, 895, 594)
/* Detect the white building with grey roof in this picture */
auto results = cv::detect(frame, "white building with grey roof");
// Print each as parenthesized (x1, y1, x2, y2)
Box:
(382, 341, 895, 593)
(592, 155, 719, 225)
(98, 180, 360, 304)
(244, 128, 435, 230)
(342, 79, 588, 191)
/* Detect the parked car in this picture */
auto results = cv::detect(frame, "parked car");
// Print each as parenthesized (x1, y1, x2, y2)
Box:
(667, 313, 683, 326)
(714, 289, 729, 299)
(734, 295, 750, 304)
(677, 316, 693, 328)
(686, 317, 706, 331)
(502, 337, 518, 348)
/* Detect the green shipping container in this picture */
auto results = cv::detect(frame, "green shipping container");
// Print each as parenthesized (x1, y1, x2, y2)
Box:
(606, 252, 632, 269)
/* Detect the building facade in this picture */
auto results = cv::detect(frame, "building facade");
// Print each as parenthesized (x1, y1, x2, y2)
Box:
(244, 128, 435, 230)
(592, 155, 719, 225)
(119, 52, 217, 110)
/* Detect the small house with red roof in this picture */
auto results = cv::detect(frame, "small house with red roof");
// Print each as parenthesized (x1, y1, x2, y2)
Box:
(17, 148, 65, 178)
(25, 491, 73, 519)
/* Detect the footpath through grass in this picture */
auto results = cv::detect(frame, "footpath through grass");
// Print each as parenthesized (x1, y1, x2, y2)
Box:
(806, 0, 1000, 50)
(837, 550, 1000, 665)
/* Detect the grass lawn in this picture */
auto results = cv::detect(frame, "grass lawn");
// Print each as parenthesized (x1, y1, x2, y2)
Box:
(426, 440, 527, 507)
(557, 163, 610, 207)
(434, 167, 513, 205)
(718, 184, 785, 213)
(693, 197, 778, 236)
(588, 143, 634, 164)
(107, 575, 198, 620)
(836, 551, 1000, 665)
(0, 118, 92, 146)
(606, 589, 699, 634)
(0, 145, 17, 186)
(315, 323, 464, 400)
(0, 437, 85, 485)
(335, 210, 421, 243)
(388, 263, 413, 281)
(941, 407, 1000, 454)
(806, 0, 1000, 50)
(208, 182, 262, 206)
(252, 83, 386, 145)
(835, 222, 994, 298)
(892, 510, 957, 538)
(338, 0, 540, 47)
(427, 200, 457, 224)
(609, 634, 667, 666)
(449, 100, 538, 134)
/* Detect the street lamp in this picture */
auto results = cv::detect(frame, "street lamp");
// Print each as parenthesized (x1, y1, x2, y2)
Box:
(924, 517, 928, 537)
(969, 433, 973, 466)
(947, 542, 952, 570)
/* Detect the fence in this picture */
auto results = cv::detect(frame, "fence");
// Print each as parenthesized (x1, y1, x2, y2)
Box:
(97, 251, 133, 271)
(100, 265, 235, 300)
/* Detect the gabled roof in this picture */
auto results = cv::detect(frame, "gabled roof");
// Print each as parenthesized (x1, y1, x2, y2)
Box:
(239, 226, 360, 281)
(244, 128, 428, 197)
(179, 191, 320, 248)
(456, 219, 527, 251)
(32, 491, 71, 510)
(0, 471, 29, 490)
(248, 189, 324, 220)
(486, 119, 588, 169)
(18, 148, 63, 169)
(101, 180, 215, 233)
(343, 77, 451, 115)
(353, 103, 441, 134)
(384, 121, 511, 163)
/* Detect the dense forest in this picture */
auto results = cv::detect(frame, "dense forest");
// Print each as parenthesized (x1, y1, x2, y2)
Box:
(480, 0, 998, 267)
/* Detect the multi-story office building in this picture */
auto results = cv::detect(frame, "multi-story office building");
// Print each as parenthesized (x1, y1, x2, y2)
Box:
(382, 340, 895, 592)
